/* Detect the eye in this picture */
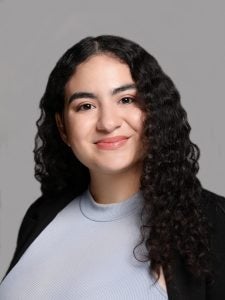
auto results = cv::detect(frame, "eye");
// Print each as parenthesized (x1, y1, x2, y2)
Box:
(76, 103, 95, 111)
(120, 97, 135, 104)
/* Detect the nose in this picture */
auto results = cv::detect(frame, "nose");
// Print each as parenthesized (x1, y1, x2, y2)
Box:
(96, 105, 122, 132)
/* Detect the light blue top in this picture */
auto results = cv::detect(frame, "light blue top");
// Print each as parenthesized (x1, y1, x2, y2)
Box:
(0, 189, 168, 299)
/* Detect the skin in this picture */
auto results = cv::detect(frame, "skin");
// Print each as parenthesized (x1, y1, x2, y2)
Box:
(56, 54, 146, 204)
(56, 54, 167, 291)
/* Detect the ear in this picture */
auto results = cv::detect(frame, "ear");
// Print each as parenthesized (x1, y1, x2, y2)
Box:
(55, 113, 70, 146)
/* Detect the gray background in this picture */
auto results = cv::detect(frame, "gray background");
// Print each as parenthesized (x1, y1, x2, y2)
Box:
(0, 0, 224, 280)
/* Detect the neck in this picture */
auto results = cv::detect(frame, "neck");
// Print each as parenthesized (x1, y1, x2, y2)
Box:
(89, 164, 142, 204)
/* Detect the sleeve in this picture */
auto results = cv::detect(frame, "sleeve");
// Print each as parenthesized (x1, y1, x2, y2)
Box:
(206, 193, 225, 299)
(2, 195, 45, 280)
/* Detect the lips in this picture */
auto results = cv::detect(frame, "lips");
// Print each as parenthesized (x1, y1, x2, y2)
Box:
(95, 136, 129, 144)
(94, 136, 129, 150)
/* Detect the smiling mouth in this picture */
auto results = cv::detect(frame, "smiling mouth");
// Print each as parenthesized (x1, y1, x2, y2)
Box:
(95, 138, 129, 150)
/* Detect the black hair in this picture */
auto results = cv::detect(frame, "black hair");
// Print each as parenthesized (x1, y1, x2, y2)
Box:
(34, 35, 212, 283)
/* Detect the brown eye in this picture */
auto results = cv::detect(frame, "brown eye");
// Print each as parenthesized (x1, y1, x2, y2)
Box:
(77, 103, 95, 111)
(120, 97, 135, 104)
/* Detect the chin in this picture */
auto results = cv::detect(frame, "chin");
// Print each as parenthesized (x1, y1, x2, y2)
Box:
(92, 161, 141, 175)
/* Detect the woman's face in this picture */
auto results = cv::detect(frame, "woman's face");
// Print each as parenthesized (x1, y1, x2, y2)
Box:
(57, 54, 146, 176)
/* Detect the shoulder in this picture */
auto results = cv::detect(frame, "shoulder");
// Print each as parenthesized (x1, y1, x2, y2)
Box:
(20, 188, 78, 223)
(201, 191, 225, 298)
(201, 188, 225, 240)
(16, 188, 80, 241)
(17, 189, 77, 246)
(201, 188, 225, 224)
(202, 189, 225, 274)
(201, 188, 225, 206)
(3, 189, 79, 278)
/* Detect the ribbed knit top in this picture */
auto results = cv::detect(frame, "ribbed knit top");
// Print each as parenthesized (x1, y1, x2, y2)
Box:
(0, 189, 168, 299)
(80, 189, 143, 221)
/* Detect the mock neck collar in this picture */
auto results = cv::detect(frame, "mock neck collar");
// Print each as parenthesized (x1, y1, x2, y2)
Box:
(79, 189, 144, 222)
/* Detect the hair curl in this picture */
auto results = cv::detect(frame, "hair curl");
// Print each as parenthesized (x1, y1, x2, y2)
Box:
(34, 35, 212, 283)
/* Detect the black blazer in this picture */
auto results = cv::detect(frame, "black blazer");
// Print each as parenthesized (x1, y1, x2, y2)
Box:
(3, 188, 225, 300)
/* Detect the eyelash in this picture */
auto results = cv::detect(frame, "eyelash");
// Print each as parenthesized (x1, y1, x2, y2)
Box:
(76, 103, 94, 111)
(120, 97, 135, 104)
(76, 97, 135, 112)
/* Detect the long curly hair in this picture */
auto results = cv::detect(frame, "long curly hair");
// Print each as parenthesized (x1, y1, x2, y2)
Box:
(34, 35, 212, 283)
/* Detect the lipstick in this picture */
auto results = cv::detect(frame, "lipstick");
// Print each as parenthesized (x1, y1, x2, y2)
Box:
(95, 136, 129, 150)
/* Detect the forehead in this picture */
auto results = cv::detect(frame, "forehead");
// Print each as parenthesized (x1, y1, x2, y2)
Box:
(65, 54, 133, 92)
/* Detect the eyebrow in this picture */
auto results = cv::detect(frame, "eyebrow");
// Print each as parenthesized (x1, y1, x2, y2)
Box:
(67, 83, 136, 104)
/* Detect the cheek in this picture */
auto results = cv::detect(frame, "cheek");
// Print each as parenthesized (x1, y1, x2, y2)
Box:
(128, 109, 145, 133)
(65, 115, 94, 145)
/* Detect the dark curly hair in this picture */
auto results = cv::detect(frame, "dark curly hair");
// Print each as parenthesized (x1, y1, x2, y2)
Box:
(34, 35, 212, 284)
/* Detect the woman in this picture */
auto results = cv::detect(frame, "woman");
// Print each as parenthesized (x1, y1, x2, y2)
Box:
(0, 35, 224, 299)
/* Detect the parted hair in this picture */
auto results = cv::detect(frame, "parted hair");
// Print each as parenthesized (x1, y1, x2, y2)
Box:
(34, 35, 212, 283)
